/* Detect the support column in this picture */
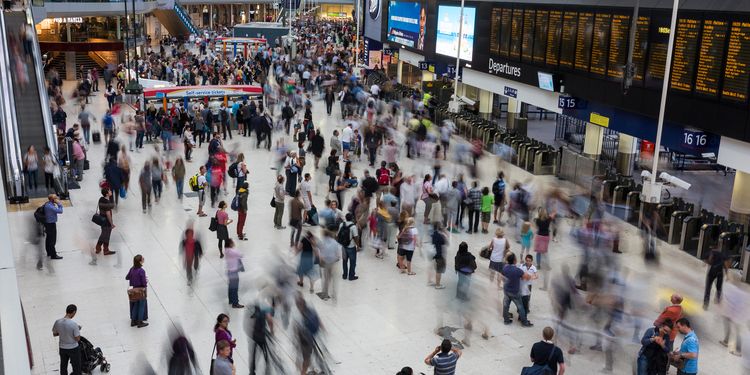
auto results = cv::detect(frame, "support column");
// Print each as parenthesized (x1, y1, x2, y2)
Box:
(396, 61, 403, 84)
(506, 98, 527, 136)
(583, 122, 604, 159)
(231, 4, 234, 25)
(209, 5, 213, 29)
(64, 52, 76, 81)
(616, 133, 638, 176)
(730, 171, 750, 223)
(116, 17, 121, 40)
(478, 89, 493, 118)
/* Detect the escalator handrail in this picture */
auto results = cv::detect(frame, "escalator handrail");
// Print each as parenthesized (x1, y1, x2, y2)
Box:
(0, 10, 26, 199)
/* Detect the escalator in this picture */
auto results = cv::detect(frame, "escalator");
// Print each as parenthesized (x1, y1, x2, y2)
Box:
(153, 0, 197, 38)
(0, 9, 63, 201)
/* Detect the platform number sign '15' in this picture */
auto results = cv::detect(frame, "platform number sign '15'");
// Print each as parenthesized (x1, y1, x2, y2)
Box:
(558, 96, 578, 109)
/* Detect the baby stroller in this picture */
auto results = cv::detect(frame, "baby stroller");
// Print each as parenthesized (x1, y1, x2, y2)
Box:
(80, 336, 111, 373)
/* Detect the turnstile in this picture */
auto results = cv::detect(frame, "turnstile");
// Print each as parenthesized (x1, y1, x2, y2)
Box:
(680, 210, 714, 255)
(625, 188, 642, 225)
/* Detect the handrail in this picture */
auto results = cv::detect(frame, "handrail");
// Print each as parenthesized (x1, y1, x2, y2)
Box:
(0, 10, 26, 200)
(88, 50, 108, 67)
(25, 7, 66, 196)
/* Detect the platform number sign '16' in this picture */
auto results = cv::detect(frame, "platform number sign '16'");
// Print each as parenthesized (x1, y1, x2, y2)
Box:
(683, 131, 708, 147)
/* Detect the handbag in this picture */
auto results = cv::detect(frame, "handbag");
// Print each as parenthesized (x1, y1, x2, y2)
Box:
(127, 287, 147, 301)
(91, 207, 108, 226)
(209, 216, 218, 232)
(270, 196, 276, 208)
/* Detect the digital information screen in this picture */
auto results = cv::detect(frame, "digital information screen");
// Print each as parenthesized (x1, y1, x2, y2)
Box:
(607, 14, 630, 79)
(590, 13, 612, 75)
(490, 8, 502, 55)
(510, 8, 523, 59)
(632, 16, 650, 82)
(499, 8, 512, 56)
(522, 9, 536, 62)
(435, 5, 477, 61)
(559, 12, 578, 68)
(670, 18, 700, 92)
(386, 1, 426, 49)
(695, 20, 728, 96)
(533, 10, 549, 64)
(575, 12, 594, 71)
(545, 10, 562, 65)
(722, 21, 750, 102)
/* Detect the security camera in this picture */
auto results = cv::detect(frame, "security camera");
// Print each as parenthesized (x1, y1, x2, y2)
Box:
(640, 170, 652, 179)
(451, 95, 475, 106)
(659, 172, 691, 190)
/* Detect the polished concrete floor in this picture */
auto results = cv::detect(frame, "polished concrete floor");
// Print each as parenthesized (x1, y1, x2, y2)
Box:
(9, 82, 748, 374)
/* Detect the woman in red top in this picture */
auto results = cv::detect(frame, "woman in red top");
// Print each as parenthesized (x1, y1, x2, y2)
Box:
(180, 224, 203, 285)
(215, 201, 232, 258)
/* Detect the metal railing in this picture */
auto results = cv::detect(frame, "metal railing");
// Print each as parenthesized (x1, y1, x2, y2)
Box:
(0, 11, 25, 201)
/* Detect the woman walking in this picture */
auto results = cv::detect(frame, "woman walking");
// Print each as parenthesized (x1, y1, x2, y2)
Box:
(172, 157, 186, 201)
(92, 188, 116, 265)
(150, 157, 164, 203)
(397, 217, 419, 275)
(421, 174, 434, 224)
(454, 242, 477, 301)
(236, 182, 249, 240)
(125, 254, 149, 328)
(215, 201, 232, 258)
(224, 239, 244, 308)
(296, 231, 319, 293)
(214, 313, 237, 359)
(180, 224, 202, 285)
(138, 162, 152, 213)
(23, 145, 39, 191)
(488, 228, 511, 289)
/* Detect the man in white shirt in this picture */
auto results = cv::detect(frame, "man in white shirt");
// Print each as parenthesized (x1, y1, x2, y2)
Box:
(519, 254, 539, 315)
(300, 173, 314, 219)
(370, 83, 381, 99)
(400, 175, 418, 216)
(318, 230, 341, 301)
(341, 123, 353, 161)
(196, 166, 208, 217)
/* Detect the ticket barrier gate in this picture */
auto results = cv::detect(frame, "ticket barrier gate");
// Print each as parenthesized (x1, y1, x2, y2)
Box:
(668, 209, 693, 245)
(680, 210, 715, 255)
(510, 137, 530, 165)
(654, 198, 685, 241)
(599, 176, 620, 205)
(625, 187, 642, 225)
(718, 223, 745, 270)
(697, 217, 728, 259)
(532, 147, 559, 175)
(520, 141, 542, 171)
(611, 178, 635, 219)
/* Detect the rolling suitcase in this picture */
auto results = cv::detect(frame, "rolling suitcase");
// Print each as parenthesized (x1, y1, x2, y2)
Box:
(92, 131, 101, 144)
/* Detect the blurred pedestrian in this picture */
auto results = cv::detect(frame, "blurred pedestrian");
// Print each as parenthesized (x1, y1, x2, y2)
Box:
(225, 239, 244, 308)
(179, 224, 202, 285)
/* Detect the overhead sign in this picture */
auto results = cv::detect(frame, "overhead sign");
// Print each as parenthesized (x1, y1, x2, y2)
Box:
(143, 85, 263, 99)
(589, 113, 610, 127)
(557, 96, 586, 109)
(387, 1, 426, 50)
(504, 86, 517, 98)
(418, 61, 434, 71)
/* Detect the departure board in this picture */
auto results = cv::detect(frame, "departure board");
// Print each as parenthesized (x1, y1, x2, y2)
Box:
(546, 11, 562, 65)
(510, 9, 524, 59)
(695, 20, 728, 96)
(522, 10, 536, 62)
(490, 8, 502, 55)
(590, 13, 612, 75)
(722, 21, 750, 102)
(533, 10, 550, 64)
(632, 16, 650, 81)
(607, 14, 630, 79)
(499, 8, 512, 57)
(559, 12, 578, 68)
(575, 12, 594, 71)
(669, 18, 700, 92)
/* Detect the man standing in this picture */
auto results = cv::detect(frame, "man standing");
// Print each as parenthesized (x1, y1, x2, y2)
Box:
(492, 172, 506, 224)
(341, 123, 353, 161)
(673, 318, 699, 375)
(52, 304, 82, 375)
(654, 294, 683, 342)
(502, 253, 533, 327)
(637, 320, 673, 375)
(424, 339, 461, 375)
(300, 173, 314, 224)
(196, 166, 208, 217)
(212, 340, 235, 375)
(339, 213, 359, 281)
(703, 247, 728, 310)
(274, 175, 286, 230)
(528, 327, 566, 375)
(317, 229, 341, 301)
(44, 194, 64, 259)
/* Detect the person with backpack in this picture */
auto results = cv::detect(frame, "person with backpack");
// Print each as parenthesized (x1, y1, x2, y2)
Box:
(492, 172, 506, 225)
(236, 182, 249, 241)
(526, 327, 566, 375)
(41, 194, 64, 259)
(339, 213, 359, 281)
(191, 166, 208, 217)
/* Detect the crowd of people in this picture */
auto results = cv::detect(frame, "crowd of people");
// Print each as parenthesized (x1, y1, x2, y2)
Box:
(30, 12, 749, 375)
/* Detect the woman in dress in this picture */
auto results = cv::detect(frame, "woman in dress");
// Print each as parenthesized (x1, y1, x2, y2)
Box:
(296, 231, 319, 294)
(125, 254, 148, 328)
(215, 201, 232, 258)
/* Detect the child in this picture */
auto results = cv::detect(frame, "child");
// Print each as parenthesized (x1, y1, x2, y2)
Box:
(480, 187, 494, 234)
(520, 221, 534, 257)
(518, 254, 538, 315)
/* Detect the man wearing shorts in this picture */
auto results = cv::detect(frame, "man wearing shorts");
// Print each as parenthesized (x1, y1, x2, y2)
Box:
(196, 166, 208, 217)
(341, 123, 353, 161)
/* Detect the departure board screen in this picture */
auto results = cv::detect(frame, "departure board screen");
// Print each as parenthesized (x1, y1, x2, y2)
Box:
(499, 8, 511, 57)
(645, 15, 670, 87)
(575, 12, 594, 71)
(590, 13, 612, 75)
(607, 14, 630, 79)
(559, 12, 578, 68)
(632, 16, 650, 82)
(490, 8, 502, 55)
(669, 18, 700, 92)
(695, 20, 728, 96)
(546, 11, 562, 65)
(533, 10, 549, 64)
(510, 9, 523, 59)
(522, 10, 536, 62)
(722, 21, 750, 102)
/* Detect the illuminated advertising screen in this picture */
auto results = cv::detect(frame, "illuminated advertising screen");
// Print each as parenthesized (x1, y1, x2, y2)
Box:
(435, 5, 476, 61)
(387, 1, 426, 49)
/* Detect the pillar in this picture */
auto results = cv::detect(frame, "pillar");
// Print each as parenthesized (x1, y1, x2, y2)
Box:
(209, 5, 213, 29)
(506, 98, 527, 136)
(616, 133, 638, 176)
(478, 89, 493, 118)
(65, 52, 76, 81)
(116, 17, 121, 40)
(730, 171, 750, 223)
(231, 4, 234, 25)
(583, 122, 604, 159)
(396, 61, 403, 84)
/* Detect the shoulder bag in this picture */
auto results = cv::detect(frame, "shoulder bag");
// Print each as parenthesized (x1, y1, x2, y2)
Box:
(127, 287, 147, 301)
(521, 344, 557, 375)
(91, 206, 108, 226)
(209, 215, 218, 232)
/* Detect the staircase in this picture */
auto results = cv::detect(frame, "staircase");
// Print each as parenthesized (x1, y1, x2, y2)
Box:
(43, 51, 104, 79)
(153, 1, 197, 38)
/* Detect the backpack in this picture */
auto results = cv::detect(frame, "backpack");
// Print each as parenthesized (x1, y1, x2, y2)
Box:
(228, 162, 239, 178)
(377, 168, 390, 186)
(34, 205, 46, 224)
(492, 179, 506, 197)
(189, 174, 200, 191)
(231, 195, 240, 211)
(337, 222, 354, 246)
(520, 345, 557, 375)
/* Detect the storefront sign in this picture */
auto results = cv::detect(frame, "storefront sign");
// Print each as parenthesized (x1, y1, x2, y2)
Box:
(503, 86, 517, 98)
(327, 12, 348, 18)
(52, 17, 83, 24)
